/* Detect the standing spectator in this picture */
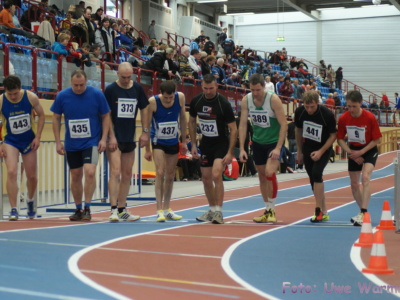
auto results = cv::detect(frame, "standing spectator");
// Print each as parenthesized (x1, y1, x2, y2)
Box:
(0, 75, 45, 220)
(293, 79, 304, 100)
(337, 90, 382, 226)
(61, 11, 75, 30)
(189, 38, 200, 52)
(395, 93, 400, 122)
(222, 35, 235, 57)
(188, 74, 237, 224)
(76, 8, 96, 45)
(105, 63, 149, 222)
(148, 20, 156, 40)
(326, 64, 335, 88)
(381, 92, 389, 107)
(188, 49, 201, 79)
(92, 7, 103, 26)
(279, 77, 294, 99)
(95, 18, 115, 61)
(144, 81, 187, 221)
(203, 36, 214, 55)
(218, 27, 227, 45)
(74, 1, 85, 19)
(141, 48, 175, 79)
(319, 60, 327, 78)
(197, 30, 206, 43)
(51, 33, 72, 59)
(199, 52, 210, 76)
(51, 70, 111, 221)
(264, 76, 275, 93)
(335, 67, 343, 90)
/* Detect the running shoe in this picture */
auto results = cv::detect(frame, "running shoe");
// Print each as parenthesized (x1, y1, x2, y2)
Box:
(310, 207, 330, 223)
(27, 200, 36, 219)
(82, 208, 91, 221)
(69, 209, 83, 221)
(253, 208, 277, 223)
(118, 209, 140, 221)
(351, 212, 364, 226)
(211, 211, 224, 224)
(9, 208, 18, 221)
(156, 210, 166, 222)
(196, 210, 214, 222)
(165, 208, 182, 220)
(109, 208, 119, 222)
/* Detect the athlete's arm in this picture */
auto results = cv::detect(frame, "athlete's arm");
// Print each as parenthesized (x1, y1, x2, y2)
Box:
(139, 103, 150, 148)
(144, 97, 156, 161)
(222, 120, 237, 165)
(270, 94, 288, 160)
(238, 95, 249, 162)
(295, 126, 303, 165)
(178, 92, 188, 155)
(0, 96, 4, 158)
(311, 132, 336, 162)
(27, 91, 45, 151)
(348, 138, 381, 161)
(188, 115, 198, 158)
(52, 113, 64, 155)
(99, 112, 111, 153)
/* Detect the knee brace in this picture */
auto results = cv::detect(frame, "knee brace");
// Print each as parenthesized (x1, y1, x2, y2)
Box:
(266, 173, 278, 199)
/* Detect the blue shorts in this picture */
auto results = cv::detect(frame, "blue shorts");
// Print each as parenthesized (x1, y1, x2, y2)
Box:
(4, 139, 33, 155)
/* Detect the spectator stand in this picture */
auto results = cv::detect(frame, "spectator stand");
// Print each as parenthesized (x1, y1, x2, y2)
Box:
(165, 31, 191, 48)
(21, 0, 56, 32)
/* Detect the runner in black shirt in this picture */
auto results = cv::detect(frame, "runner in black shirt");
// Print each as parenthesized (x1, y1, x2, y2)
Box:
(295, 90, 337, 223)
(188, 74, 237, 224)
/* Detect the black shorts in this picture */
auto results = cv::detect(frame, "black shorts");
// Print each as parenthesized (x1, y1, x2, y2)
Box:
(348, 145, 378, 172)
(199, 141, 228, 167)
(303, 147, 332, 183)
(252, 141, 284, 166)
(118, 142, 136, 153)
(66, 146, 99, 169)
(152, 142, 179, 155)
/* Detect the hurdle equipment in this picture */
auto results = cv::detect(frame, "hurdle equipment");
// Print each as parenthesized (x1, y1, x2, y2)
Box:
(362, 230, 394, 274)
(354, 212, 373, 247)
(376, 200, 396, 230)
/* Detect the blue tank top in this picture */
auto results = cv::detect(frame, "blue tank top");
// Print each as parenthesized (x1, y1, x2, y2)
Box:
(150, 93, 181, 145)
(2, 90, 35, 145)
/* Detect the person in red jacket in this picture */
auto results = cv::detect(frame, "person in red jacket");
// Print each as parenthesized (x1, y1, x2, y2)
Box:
(279, 77, 294, 99)
(381, 91, 389, 107)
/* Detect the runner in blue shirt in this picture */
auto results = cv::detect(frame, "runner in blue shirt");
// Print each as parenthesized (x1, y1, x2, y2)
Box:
(51, 69, 111, 221)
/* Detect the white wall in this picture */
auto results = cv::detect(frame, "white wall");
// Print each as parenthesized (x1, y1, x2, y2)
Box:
(234, 7, 400, 101)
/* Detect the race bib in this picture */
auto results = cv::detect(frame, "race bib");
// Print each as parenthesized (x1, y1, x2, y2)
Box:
(199, 119, 218, 137)
(9, 113, 31, 134)
(118, 98, 137, 118)
(303, 121, 322, 143)
(347, 126, 366, 144)
(250, 110, 270, 128)
(157, 121, 178, 139)
(69, 119, 91, 139)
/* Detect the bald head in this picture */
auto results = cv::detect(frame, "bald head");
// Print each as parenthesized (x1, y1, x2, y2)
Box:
(117, 62, 133, 88)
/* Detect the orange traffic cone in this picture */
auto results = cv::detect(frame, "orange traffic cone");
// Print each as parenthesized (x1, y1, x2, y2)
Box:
(376, 200, 396, 230)
(354, 212, 373, 247)
(362, 230, 394, 274)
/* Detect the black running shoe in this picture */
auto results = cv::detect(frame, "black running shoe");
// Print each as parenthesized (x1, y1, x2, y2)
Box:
(69, 209, 83, 221)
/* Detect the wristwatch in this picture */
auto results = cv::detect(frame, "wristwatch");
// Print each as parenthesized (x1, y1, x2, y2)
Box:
(142, 128, 149, 133)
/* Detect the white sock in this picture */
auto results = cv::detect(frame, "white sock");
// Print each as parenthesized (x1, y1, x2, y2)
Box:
(210, 206, 216, 212)
(265, 198, 276, 210)
(27, 198, 34, 203)
(164, 209, 171, 214)
(215, 205, 222, 212)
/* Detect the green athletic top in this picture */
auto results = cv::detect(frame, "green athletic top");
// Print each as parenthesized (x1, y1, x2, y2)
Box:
(246, 91, 280, 145)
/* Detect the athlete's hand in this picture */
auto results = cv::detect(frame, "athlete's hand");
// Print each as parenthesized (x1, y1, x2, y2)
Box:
(348, 150, 362, 161)
(269, 148, 281, 160)
(31, 137, 41, 152)
(139, 133, 149, 148)
(181, 143, 188, 156)
(56, 142, 65, 155)
(144, 149, 152, 161)
(222, 152, 233, 165)
(239, 150, 248, 162)
(353, 157, 364, 165)
(296, 152, 304, 165)
(98, 139, 106, 153)
(108, 136, 118, 152)
(191, 147, 199, 159)
(310, 150, 322, 162)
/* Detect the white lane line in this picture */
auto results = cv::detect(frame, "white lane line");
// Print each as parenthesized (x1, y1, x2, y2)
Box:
(148, 233, 242, 240)
(82, 269, 246, 291)
(121, 280, 240, 299)
(221, 187, 395, 299)
(0, 286, 97, 300)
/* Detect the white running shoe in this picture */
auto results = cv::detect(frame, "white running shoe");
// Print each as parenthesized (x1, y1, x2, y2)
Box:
(351, 212, 364, 226)
(164, 208, 182, 220)
(118, 208, 140, 221)
(109, 208, 119, 222)
(156, 210, 166, 222)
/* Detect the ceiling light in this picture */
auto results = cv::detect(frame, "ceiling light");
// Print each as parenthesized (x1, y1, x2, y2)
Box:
(197, 0, 227, 3)
(316, 7, 345, 10)
(226, 12, 255, 16)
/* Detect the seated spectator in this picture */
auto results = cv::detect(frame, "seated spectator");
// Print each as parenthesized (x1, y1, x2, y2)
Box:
(290, 56, 299, 69)
(297, 63, 310, 79)
(51, 33, 72, 59)
(380, 100, 391, 112)
(71, 43, 92, 67)
(146, 39, 158, 56)
(89, 44, 101, 62)
(292, 79, 303, 100)
(178, 46, 193, 78)
(368, 97, 379, 115)
(116, 25, 133, 52)
(37, 14, 55, 45)
(226, 73, 240, 87)
(0, 2, 19, 30)
(10, 4, 21, 29)
(279, 77, 294, 99)
(134, 35, 144, 48)
(125, 26, 136, 43)
(189, 38, 200, 52)
(325, 93, 335, 109)
(20, 0, 49, 30)
(263, 63, 273, 76)
(128, 46, 144, 67)
(280, 57, 290, 71)
(256, 62, 265, 74)
(199, 52, 210, 76)
(188, 49, 201, 79)
(211, 58, 226, 84)
(141, 48, 175, 79)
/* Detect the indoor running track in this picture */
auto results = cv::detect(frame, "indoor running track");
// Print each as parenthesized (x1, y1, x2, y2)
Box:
(0, 152, 399, 300)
